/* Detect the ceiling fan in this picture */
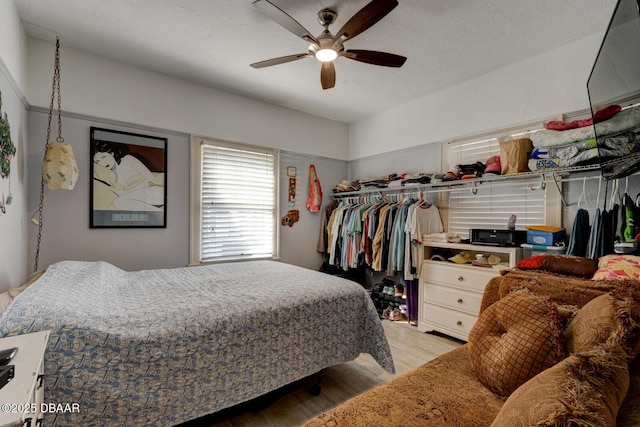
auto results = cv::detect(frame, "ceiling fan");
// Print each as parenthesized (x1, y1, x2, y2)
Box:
(250, 0, 407, 90)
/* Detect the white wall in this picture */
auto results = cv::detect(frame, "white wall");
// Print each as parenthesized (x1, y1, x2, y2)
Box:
(349, 33, 605, 161)
(0, 0, 29, 291)
(0, 1, 24, 88)
(25, 39, 349, 161)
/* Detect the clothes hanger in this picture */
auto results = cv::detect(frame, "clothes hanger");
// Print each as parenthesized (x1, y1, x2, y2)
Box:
(576, 177, 587, 211)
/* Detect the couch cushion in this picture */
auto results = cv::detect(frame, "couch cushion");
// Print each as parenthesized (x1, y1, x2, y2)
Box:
(565, 291, 640, 358)
(491, 344, 630, 427)
(617, 357, 640, 426)
(302, 346, 504, 427)
(497, 269, 614, 308)
(468, 289, 566, 396)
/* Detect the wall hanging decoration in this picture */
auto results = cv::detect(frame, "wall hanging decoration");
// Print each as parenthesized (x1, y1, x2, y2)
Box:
(34, 36, 79, 271)
(0, 91, 15, 214)
(90, 127, 167, 228)
(281, 209, 299, 227)
(288, 177, 296, 207)
(306, 164, 322, 212)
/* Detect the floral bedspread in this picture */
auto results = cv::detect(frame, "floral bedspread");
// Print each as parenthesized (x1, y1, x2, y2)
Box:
(0, 260, 394, 426)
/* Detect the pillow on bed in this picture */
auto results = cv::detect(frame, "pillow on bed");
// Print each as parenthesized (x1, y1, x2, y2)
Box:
(7, 269, 45, 298)
(515, 255, 597, 278)
(468, 289, 567, 396)
(514, 255, 544, 270)
(491, 344, 630, 427)
(593, 254, 640, 281)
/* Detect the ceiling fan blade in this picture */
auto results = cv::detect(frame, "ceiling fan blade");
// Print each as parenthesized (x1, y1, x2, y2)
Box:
(321, 62, 336, 90)
(343, 49, 406, 67)
(335, 0, 398, 41)
(253, 0, 318, 45)
(250, 53, 311, 68)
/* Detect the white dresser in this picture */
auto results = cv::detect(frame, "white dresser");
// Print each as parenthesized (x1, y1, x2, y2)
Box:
(0, 331, 49, 427)
(418, 242, 521, 341)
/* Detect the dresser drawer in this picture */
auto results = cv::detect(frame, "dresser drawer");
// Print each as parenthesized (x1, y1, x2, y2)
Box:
(421, 261, 498, 292)
(423, 282, 482, 315)
(421, 303, 478, 340)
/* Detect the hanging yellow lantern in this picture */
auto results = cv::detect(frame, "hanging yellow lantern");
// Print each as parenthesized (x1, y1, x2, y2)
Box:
(43, 140, 78, 190)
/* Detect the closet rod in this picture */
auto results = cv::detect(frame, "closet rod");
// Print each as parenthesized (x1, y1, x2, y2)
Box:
(331, 179, 548, 200)
(331, 165, 640, 200)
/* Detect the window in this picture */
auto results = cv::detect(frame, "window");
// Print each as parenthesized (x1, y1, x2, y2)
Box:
(190, 136, 279, 264)
(442, 122, 561, 239)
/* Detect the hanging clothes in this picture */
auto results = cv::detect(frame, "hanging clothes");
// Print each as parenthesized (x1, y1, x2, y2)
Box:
(586, 207, 603, 259)
(621, 193, 637, 242)
(317, 200, 338, 257)
(325, 195, 444, 280)
(566, 208, 590, 257)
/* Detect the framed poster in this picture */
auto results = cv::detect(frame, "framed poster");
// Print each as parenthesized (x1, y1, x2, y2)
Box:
(90, 127, 167, 228)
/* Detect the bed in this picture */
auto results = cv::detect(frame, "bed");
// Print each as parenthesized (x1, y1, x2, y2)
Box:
(0, 260, 394, 426)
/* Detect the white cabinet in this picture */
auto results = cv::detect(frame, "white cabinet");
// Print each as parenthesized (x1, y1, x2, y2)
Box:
(418, 242, 521, 341)
(0, 331, 49, 427)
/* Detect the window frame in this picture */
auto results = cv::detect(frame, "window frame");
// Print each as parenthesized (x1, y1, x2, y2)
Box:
(440, 120, 562, 238)
(189, 135, 280, 265)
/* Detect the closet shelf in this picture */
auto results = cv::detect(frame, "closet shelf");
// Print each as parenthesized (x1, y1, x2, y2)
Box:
(331, 164, 601, 199)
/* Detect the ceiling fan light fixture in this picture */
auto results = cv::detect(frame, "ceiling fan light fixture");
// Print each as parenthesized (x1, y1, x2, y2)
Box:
(315, 48, 337, 62)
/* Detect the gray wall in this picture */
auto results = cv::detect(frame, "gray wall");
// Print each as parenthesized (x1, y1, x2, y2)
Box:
(23, 105, 640, 274)
(27, 110, 191, 271)
(279, 151, 348, 270)
(26, 110, 348, 272)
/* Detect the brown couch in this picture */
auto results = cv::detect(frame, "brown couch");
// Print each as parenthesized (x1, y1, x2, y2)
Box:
(302, 268, 640, 426)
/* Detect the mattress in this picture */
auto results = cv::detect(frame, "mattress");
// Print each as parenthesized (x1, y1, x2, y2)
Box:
(0, 260, 394, 426)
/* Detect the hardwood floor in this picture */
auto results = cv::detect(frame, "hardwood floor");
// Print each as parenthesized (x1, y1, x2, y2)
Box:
(182, 321, 463, 427)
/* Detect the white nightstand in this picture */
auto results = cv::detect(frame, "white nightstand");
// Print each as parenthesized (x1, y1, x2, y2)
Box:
(0, 331, 49, 427)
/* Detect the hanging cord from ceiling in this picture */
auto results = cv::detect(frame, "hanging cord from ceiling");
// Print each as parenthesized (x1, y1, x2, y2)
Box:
(33, 36, 63, 272)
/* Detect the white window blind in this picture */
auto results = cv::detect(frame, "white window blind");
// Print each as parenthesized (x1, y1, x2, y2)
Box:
(194, 138, 278, 263)
(447, 181, 548, 238)
(444, 123, 561, 238)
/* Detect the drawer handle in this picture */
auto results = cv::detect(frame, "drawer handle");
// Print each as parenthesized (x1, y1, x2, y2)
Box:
(457, 298, 464, 304)
(457, 275, 464, 282)
(456, 320, 463, 327)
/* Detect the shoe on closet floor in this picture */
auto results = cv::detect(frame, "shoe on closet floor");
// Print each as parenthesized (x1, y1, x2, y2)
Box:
(389, 309, 407, 322)
(394, 284, 404, 297)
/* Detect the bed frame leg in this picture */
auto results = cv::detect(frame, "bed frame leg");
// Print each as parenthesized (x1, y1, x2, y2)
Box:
(310, 370, 323, 396)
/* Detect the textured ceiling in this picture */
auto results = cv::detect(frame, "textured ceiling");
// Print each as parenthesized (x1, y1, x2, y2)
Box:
(14, 0, 617, 124)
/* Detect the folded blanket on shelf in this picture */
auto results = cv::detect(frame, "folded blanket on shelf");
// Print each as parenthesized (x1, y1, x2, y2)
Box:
(531, 105, 640, 148)
(423, 232, 461, 243)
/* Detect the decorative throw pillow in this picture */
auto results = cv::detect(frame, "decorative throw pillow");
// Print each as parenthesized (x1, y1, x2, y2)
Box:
(468, 289, 567, 396)
(565, 294, 625, 355)
(593, 254, 640, 281)
(515, 255, 598, 278)
(491, 344, 630, 427)
(514, 255, 545, 270)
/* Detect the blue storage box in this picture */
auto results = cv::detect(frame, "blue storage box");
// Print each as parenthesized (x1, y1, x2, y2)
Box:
(526, 229, 566, 245)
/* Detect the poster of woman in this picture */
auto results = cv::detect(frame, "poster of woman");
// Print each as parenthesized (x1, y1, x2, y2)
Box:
(90, 127, 167, 227)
